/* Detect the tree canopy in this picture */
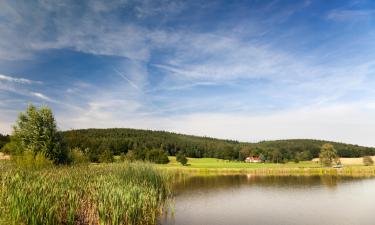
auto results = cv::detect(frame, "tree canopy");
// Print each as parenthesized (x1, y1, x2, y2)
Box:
(6, 104, 67, 164)
(319, 143, 338, 166)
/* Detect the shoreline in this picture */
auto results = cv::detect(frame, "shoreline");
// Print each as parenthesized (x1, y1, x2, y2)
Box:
(158, 165, 375, 177)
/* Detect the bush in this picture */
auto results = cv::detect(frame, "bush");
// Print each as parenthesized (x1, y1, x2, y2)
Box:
(98, 148, 114, 163)
(69, 147, 89, 165)
(11, 150, 53, 170)
(146, 149, 169, 164)
(1, 141, 22, 155)
(363, 156, 374, 166)
(125, 150, 136, 161)
(176, 152, 188, 166)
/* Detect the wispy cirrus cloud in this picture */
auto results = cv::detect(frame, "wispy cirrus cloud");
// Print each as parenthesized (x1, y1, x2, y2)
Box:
(0, 74, 41, 84)
(327, 9, 375, 21)
(30, 92, 55, 102)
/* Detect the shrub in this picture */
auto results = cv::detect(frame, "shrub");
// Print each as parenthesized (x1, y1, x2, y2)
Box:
(69, 147, 89, 165)
(98, 148, 114, 163)
(176, 152, 188, 166)
(1, 141, 22, 155)
(126, 150, 136, 161)
(363, 156, 374, 166)
(146, 149, 169, 164)
(11, 150, 53, 170)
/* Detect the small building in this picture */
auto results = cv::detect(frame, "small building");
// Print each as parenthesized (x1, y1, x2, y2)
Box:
(245, 156, 262, 163)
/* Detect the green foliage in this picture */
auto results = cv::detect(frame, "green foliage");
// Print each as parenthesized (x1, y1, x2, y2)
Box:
(0, 163, 171, 225)
(363, 156, 374, 166)
(98, 148, 114, 163)
(9, 104, 67, 164)
(319, 144, 338, 166)
(176, 152, 188, 166)
(125, 150, 136, 161)
(272, 149, 282, 163)
(11, 150, 53, 170)
(62, 128, 375, 163)
(1, 140, 22, 154)
(146, 149, 170, 164)
(69, 147, 89, 165)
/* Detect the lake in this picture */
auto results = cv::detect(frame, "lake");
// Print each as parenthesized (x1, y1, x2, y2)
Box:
(160, 175, 375, 225)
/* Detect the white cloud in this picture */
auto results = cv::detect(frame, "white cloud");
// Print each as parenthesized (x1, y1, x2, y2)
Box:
(0, 74, 41, 84)
(30, 92, 55, 102)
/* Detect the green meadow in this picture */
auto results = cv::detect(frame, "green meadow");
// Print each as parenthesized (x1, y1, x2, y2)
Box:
(161, 156, 319, 168)
(157, 157, 375, 177)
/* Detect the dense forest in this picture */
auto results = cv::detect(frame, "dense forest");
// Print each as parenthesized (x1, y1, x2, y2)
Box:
(61, 128, 375, 163)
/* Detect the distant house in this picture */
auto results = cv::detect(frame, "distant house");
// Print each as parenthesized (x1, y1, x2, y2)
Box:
(245, 156, 262, 163)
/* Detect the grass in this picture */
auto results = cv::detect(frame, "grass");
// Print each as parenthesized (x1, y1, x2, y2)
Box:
(0, 162, 171, 225)
(157, 157, 375, 177)
(161, 157, 319, 169)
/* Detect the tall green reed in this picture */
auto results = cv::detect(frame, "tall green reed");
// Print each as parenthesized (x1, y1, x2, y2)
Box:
(0, 162, 171, 225)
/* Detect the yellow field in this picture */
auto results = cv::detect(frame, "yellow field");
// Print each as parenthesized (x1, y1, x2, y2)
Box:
(312, 156, 375, 165)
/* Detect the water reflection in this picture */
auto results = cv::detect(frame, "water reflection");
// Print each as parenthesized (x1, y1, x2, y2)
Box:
(173, 175, 362, 194)
(161, 175, 375, 225)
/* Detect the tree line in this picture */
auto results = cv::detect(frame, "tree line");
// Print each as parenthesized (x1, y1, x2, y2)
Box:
(62, 128, 375, 163)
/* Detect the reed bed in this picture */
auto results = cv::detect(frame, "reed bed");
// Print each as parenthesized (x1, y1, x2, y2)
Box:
(0, 163, 171, 225)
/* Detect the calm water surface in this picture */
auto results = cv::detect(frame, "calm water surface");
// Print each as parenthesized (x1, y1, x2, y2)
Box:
(160, 175, 375, 225)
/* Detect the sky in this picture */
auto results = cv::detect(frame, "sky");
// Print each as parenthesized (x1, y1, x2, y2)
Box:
(0, 0, 375, 146)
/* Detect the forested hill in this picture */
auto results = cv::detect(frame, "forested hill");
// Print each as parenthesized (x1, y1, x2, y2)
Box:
(62, 128, 375, 162)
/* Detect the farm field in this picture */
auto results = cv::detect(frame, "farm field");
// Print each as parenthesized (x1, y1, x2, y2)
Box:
(161, 157, 318, 168)
(156, 156, 375, 177)
(161, 156, 375, 169)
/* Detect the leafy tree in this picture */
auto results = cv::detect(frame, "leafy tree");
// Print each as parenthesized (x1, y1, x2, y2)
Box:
(259, 153, 265, 162)
(146, 149, 169, 164)
(239, 146, 251, 161)
(272, 149, 282, 163)
(176, 151, 188, 166)
(10, 104, 67, 164)
(319, 143, 338, 166)
(363, 156, 374, 166)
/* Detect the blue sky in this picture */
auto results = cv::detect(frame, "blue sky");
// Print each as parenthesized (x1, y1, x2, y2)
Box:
(1, 0, 375, 146)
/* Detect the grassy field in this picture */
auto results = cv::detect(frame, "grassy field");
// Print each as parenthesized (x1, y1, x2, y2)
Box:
(157, 157, 375, 177)
(162, 157, 320, 169)
(0, 162, 171, 225)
